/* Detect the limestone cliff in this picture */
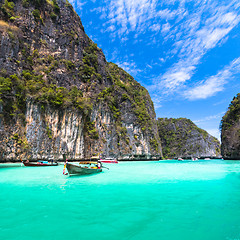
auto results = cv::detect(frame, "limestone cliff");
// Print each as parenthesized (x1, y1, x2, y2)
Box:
(221, 93, 240, 160)
(157, 118, 221, 159)
(0, 0, 162, 161)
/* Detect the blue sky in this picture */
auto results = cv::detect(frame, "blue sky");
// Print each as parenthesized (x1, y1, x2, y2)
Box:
(69, 0, 240, 140)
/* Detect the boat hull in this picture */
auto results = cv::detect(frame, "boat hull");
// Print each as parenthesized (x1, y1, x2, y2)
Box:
(66, 163, 102, 175)
(99, 160, 118, 163)
(23, 162, 58, 167)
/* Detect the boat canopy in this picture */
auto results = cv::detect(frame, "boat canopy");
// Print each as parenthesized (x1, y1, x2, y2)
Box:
(78, 161, 98, 164)
(38, 161, 49, 164)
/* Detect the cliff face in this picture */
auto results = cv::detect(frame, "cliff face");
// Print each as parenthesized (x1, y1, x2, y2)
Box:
(221, 94, 240, 160)
(157, 118, 221, 159)
(0, 0, 162, 161)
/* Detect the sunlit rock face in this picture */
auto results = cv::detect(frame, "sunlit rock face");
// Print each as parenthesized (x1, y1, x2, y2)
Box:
(0, 0, 162, 161)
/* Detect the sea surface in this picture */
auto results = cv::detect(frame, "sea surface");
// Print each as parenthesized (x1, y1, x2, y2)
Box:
(1, 160, 240, 240)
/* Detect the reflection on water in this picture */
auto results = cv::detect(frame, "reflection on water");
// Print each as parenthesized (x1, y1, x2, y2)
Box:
(0, 163, 22, 168)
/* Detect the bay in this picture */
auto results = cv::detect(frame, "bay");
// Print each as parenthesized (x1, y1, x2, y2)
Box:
(1, 160, 240, 240)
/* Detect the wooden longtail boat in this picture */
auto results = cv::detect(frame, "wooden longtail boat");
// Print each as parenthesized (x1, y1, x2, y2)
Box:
(65, 161, 102, 175)
(99, 158, 118, 164)
(23, 160, 58, 167)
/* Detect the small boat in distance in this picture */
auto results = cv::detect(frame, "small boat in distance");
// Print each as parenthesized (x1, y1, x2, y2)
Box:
(178, 158, 183, 161)
(99, 157, 118, 164)
(65, 161, 102, 175)
(22, 160, 58, 167)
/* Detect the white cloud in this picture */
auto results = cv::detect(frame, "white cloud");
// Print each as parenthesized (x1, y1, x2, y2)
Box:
(193, 112, 226, 124)
(115, 60, 142, 76)
(161, 23, 171, 35)
(151, 94, 163, 109)
(156, 8, 177, 20)
(185, 57, 240, 100)
(151, 1, 240, 95)
(149, 23, 161, 32)
(98, 0, 166, 39)
(161, 65, 196, 91)
(72, 0, 240, 101)
(185, 76, 226, 100)
(106, 25, 116, 32)
(146, 64, 153, 69)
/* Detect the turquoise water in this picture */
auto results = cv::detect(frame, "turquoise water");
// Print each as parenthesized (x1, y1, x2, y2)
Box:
(1, 160, 240, 240)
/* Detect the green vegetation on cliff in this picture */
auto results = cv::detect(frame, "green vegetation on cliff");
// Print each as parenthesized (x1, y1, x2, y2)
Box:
(97, 62, 160, 152)
(220, 93, 240, 131)
(103, 62, 154, 130)
(221, 93, 240, 159)
(0, 0, 162, 160)
(0, 66, 92, 118)
(157, 118, 220, 158)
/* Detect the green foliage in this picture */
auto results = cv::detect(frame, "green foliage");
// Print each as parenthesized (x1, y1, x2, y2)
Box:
(11, 74, 26, 109)
(82, 42, 98, 71)
(11, 132, 29, 150)
(50, 12, 57, 21)
(220, 93, 240, 158)
(79, 64, 95, 81)
(9, 16, 16, 21)
(116, 125, 127, 137)
(64, 60, 75, 71)
(5, 0, 14, 10)
(121, 94, 130, 101)
(32, 49, 39, 58)
(108, 98, 120, 119)
(0, 48, 93, 113)
(220, 93, 240, 131)
(52, 0, 60, 14)
(43, 87, 68, 106)
(132, 89, 151, 128)
(78, 43, 102, 83)
(0, 74, 26, 120)
(22, 0, 30, 8)
(69, 86, 83, 100)
(0, 74, 26, 118)
(12, 133, 19, 140)
(0, 76, 12, 95)
(197, 128, 208, 140)
(157, 117, 219, 158)
(150, 138, 159, 152)
(0, 51, 82, 110)
(97, 87, 113, 100)
(32, 9, 43, 24)
(0, 64, 91, 121)
(32, 9, 40, 19)
(46, 125, 52, 139)
(30, 0, 46, 9)
(1, 0, 15, 19)
(96, 62, 159, 152)
(85, 42, 98, 54)
(106, 62, 153, 130)
(85, 121, 99, 140)
(82, 53, 98, 70)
